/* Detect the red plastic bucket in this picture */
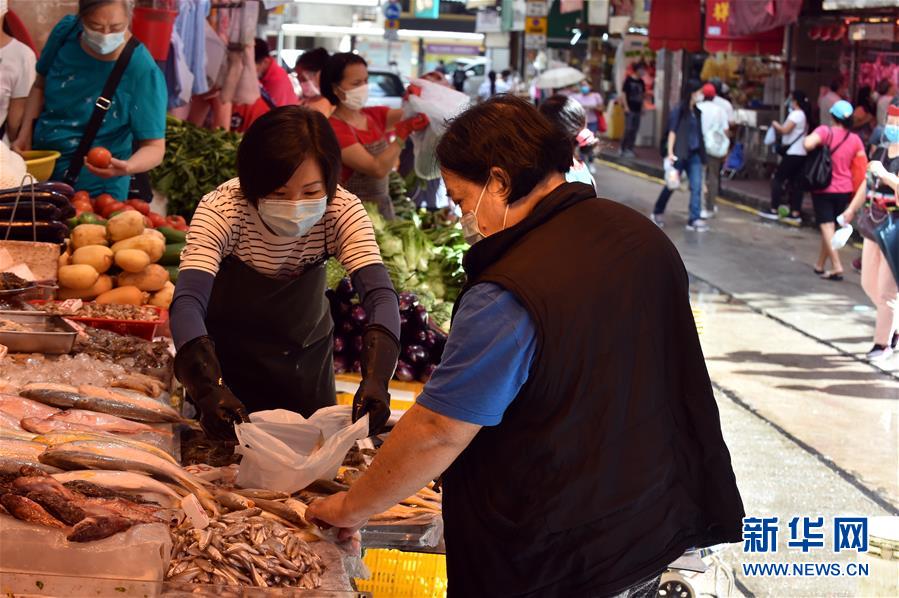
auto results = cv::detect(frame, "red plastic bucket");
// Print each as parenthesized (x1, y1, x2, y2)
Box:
(131, 7, 177, 61)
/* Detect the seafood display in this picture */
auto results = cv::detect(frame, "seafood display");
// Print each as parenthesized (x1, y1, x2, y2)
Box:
(19, 383, 182, 423)
(167, 510, 325, 589)
(36, 302, 161, 322)
(73, 326, 172, 376)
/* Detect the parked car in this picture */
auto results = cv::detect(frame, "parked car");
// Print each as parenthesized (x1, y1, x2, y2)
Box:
(445, 57, 488, 100)
(366, 70, 406, 109)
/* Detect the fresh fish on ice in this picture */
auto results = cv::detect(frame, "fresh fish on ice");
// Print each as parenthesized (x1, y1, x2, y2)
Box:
(20, 384, 183, 424)
(0, 493, 65, 528)
(21, 409, 170, 436)
(0, 394, 61, 421)
(0, 410, 23, 431)
(68, 515, 133, 542)
(18, 383, 82, 408)
(31, 431, 178, 465)
(52, 470, 184, 508)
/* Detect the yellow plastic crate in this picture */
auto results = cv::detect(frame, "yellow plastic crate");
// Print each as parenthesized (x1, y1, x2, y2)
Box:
(356, 549, 448, 598)
(335, 374, 423, 411)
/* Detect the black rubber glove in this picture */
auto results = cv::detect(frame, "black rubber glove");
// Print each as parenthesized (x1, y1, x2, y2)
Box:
(174, 336, 249, 441)
(353, 326, 399, 436)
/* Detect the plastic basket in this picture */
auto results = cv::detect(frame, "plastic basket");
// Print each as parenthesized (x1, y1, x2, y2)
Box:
(21, 150, 60, 182)
(335, 374, 422, 411)
(357, 549, 447, 598)
(131, 7, 177, 61)
(29, 301, 169, 341)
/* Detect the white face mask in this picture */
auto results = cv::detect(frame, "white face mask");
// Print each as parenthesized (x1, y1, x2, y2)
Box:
(300, 80, 319, 98)
(340, 84, 369, 110)
(258, 196, 327, 238)
(82, 27, 126, 55)
(460, 177, 508, 245)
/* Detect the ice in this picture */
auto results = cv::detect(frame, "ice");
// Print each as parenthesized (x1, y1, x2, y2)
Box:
(0, 352, 131, 392)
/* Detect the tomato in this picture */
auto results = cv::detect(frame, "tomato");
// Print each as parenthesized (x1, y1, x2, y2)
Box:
(86, 147, 112, 169)
(148, 212, 166, 228)
(94, 193, 117, 211)
(165, 215, 187, 228)
(125, 199, 150, 215)
(143, 215, 154, 228)
(101, 201, 126, 218)
(72, 190, 90, 204)
(72, 200, 94, 213)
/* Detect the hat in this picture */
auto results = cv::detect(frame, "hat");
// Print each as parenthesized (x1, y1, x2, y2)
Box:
(830, 100, 853, 121)
(888, 104, 899, 117)
(702, 83, 716, 99)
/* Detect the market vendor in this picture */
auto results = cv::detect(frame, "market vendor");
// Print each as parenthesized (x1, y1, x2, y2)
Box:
(170, 106, 400, 440)
(321, 53, 429, 219)
(308, 96, 745, 597)
(11, 0, 166, 200)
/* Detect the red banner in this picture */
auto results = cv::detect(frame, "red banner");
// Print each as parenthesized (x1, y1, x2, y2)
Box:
(705, 0, 785, 55)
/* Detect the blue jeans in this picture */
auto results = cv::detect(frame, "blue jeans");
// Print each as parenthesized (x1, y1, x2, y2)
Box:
(654, 152, 704, 223)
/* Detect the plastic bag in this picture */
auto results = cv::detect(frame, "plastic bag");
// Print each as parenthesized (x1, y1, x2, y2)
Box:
(235, 406, 369, 493)
(405, 79, 472, 180)
(663, 158, 681, 191)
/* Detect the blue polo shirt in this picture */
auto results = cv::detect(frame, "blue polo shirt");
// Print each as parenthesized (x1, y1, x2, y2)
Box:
(416, 283, 536, 426)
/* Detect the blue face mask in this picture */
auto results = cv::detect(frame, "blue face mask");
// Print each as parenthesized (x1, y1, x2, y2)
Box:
(83, 27, 125, 55)
(580, 85, 590, 94)
(884, 125, 899, 144)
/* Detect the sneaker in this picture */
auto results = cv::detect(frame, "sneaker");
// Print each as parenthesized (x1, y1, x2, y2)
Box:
(777, 205, 790, 218)
(650, 213, 665, 228)
(686, 219, 709, 232)
(758, 209, 779, 221)
(781, 215, 802, 226)
(866, 344, 894, 362)
(700, 207, 719, 219)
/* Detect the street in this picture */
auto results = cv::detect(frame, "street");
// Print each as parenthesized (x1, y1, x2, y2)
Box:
(592, 160, 899, 598)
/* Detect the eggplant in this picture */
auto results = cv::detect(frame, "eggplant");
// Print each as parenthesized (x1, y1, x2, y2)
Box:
(352, 335, 364, 354)
(395, 360, 416, 382)
(425, 329, 438, 349)
(0, 220, 68, 244)
(398, 291, 419, 305)
(339, 321, 355, 336)
(336, 277, 355, 301)
(399, 313, 409, 331)
(411, 304, 429, 329)
(0, 202, 62, 223)
(404, 344, 429, 366)
(350, 305, 367, 325)
(411, 329, 428, 345)
(333, 355, 349, 374)
(0, 191, 74, 219)
(333, 336, 346, 354)
(419, 363, 438, 383)
(0, 182, 74, 198)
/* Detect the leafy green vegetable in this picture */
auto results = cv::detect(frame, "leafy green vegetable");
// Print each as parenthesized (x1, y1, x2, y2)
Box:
(149, 116, 241, 220)
(326, 258, 347, 289)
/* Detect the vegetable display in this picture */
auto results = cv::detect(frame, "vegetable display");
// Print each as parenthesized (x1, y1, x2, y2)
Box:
(328, 278, 447, 382)
(149, 116, 240, 219)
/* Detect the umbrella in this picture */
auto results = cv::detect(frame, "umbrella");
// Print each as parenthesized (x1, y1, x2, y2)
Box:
(535, 67, 585, 90)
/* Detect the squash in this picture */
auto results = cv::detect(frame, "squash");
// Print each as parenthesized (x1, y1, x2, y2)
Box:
(117, 264, 168, 292)
(71, 224, 108, 249)
(114, 249, 151, 273)
(58, 264, 99, 290)
(72, 245, 114, 274)
(95, 285, 145, 305)
(149, 281, 175, 309)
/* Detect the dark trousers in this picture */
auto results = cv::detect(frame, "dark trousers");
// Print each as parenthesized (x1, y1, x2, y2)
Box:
(770, 154, 806, 215)
(621, 111, 642, 151)
(654, 151, 704, 223)
(704, 156, 723, 212)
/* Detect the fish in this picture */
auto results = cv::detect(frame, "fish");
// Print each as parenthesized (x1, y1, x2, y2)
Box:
(53, 470, 183, 508)
(0, 394, 61, 421)
(111, 373, 165, 398)
(22, 409, 169, 437)
(0, 410, 23, 431)
(0, 493, 66, 528)
(0, 429, 38, 442)
(68, 515, 133, 542)
(0, 438, 61, 473)
(21, 384, 183, 424)
(39, 440, 218, 514)
(25, 490, 86, 525)
(80, 496, 161, 523)
(253, 498, 309, 528)
(31, 432, 178, 465)
(232, 488, 289, 501)
(214, 489, 255, 511)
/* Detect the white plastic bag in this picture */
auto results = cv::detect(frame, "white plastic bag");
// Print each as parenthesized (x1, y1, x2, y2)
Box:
(405, 79, 472, 180)
(235, 406, 369, 493)
(663, 158, 681, 191)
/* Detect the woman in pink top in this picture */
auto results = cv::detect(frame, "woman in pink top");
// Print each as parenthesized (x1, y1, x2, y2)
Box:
(803, 100, 867, 281)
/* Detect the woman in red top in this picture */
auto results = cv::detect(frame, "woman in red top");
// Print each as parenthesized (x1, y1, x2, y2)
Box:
(321, 53, 428, 218)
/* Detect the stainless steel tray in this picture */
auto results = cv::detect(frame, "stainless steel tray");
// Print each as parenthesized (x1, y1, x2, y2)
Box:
(0, 311, 77, 354)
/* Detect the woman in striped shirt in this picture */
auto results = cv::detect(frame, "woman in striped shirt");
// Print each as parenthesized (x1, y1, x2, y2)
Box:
(170, 106, 400, 440)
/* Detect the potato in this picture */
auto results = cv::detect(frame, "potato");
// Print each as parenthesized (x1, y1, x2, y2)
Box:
(144, 228, 165, 243)
(149, 281, 175, 309)
(72, 245, 114, 274)
(58, 264, 99, 290)
(111, 233, 165, 263)
(115, 249, 151, 273)
(117, 264, 169, 292)
(58, 252, 70, 268)
(57, 275, 113, 300)
(71, 224, 108, 249)
(106, 211, 145, 242)
(95, 285, 146, 305)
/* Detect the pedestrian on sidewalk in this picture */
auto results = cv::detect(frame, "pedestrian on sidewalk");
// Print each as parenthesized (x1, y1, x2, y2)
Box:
(818, 77, 845, 127)
(762, 90, 811, 225)
(539, 94, 599, 195)
(840, 102, 899, 362)
(619, 64, 646, 158)
(803, 100, 867, 281)
(697, 83, 729, 219)
(652, 80, 709, 232)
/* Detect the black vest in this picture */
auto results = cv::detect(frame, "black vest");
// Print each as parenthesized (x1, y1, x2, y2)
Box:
(443, 183, 744, 597)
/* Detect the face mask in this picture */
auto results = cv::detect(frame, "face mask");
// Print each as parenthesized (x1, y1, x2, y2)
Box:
(340, 84, 369, 110)
(300, 80, 319, 98)
(580, 85, 590, 94)
(82, 27, 126, 55)
(258, 196, 327, 238)
(884, 125, 899, 144)
(460, 177, 508, 245)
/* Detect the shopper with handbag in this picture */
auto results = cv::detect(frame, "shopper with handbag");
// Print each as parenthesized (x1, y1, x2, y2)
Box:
(803, 100, 867, 281)
(12, 0, 166, 201)
(840, 102, 899, 362)
(761, 90, 811, 225)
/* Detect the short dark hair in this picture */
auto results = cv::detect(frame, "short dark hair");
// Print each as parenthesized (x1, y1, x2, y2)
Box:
(79, 0, 133, 18)
(237, 106, 341, 205)
(297, 48, 329, 73)
(539, 94, 586, 147)
(320, 52, 368, 106)
(682, 78, 702, 104)
(829, 77, 843, 92)
(254, 38, 271, 64)
(876, 79, 892, 96)
(436, 95, 572, 204)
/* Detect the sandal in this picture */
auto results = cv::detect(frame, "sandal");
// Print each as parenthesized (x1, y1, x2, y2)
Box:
(820, 271, 844, 281)
(814, 267, 825, 275)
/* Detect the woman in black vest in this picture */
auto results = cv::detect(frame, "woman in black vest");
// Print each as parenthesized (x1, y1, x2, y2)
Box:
(308, 96, 744, 597)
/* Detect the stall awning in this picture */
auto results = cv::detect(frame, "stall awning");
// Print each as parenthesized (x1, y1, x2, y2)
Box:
(648, 0, 702, 52)
(705, 0, 785, 55)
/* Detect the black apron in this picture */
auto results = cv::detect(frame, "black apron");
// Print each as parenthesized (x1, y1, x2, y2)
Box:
(205, 256, 336, 417)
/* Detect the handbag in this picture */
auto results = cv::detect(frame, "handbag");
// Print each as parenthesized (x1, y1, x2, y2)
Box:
(854, 203, 889, 242)
(596, 110, 608, 134)
(801, 128, 850, 192)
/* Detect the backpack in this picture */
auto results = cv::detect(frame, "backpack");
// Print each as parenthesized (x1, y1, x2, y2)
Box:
(801, 128, 850, 191)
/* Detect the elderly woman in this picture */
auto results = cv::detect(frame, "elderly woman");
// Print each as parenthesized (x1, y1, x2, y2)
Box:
(308, 96, 744, 597)
(13, 0, 165, 200)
